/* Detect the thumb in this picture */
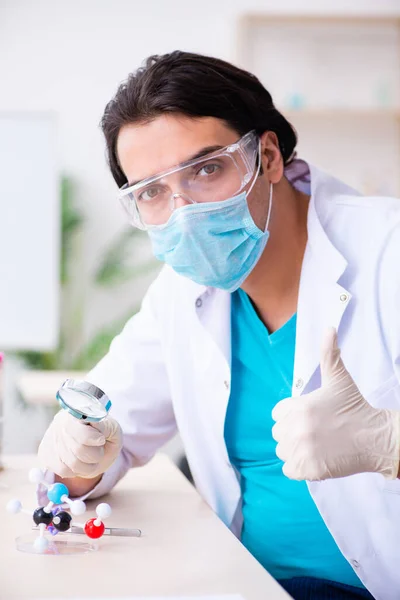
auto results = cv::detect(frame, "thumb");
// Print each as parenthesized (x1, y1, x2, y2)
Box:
(320, 327, 346, 384)
(90, 416, 120, 442)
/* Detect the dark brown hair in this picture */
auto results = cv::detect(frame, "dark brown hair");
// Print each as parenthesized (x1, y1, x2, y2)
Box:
(101, 51, 297, 187)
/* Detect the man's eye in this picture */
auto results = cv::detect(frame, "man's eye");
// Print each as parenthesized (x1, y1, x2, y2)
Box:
(197, 163, 220, 177)
(138, 187, 161, 202)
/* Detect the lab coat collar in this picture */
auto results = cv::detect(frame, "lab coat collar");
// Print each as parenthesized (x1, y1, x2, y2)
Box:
(293, 164, 353, 396)
(306, 164, 348, 283)
(188, 163, 353, 393)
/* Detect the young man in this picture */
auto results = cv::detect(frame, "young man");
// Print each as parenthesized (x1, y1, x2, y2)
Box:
(39, 52, 400, 600)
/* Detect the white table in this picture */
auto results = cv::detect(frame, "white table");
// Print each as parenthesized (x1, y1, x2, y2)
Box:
(0, 454, 290, 599)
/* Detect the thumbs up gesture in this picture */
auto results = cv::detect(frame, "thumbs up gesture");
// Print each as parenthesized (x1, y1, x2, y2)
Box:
(271, 328, 400, 481)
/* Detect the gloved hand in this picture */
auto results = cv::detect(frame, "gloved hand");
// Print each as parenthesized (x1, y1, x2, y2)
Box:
(271, 327, 400, 481)
(38, 410, 123, 479)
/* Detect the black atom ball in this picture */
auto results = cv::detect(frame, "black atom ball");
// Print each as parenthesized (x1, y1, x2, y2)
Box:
(33, 507, 53, 526)
(52, 511, 72, 532)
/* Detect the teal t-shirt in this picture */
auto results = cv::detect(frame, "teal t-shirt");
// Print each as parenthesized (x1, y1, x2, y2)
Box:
(224, 289, 363, 586)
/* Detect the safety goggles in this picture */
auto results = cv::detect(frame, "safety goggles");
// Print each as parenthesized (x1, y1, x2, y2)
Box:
(118, 130, 260, 230)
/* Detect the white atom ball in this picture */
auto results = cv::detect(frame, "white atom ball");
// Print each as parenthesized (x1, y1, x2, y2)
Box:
(28, 468, 44, 484)
(6, 499, 22, 514)
(96, 503, 112, 520)
(71, 500, 86, 516)
(34, 536, 49, 553)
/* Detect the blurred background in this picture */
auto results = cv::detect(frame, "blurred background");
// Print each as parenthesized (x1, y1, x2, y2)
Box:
(1, 0, 399, 463)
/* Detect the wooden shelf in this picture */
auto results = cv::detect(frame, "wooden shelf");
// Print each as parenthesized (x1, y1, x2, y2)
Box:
(238, 14, 400, 197)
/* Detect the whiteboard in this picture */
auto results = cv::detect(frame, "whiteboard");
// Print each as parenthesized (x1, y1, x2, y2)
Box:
(0, 113, 59, 350)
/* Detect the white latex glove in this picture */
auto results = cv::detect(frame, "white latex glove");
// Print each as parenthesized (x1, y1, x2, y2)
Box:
(38, 410, 123, 479)
(271, 327, 400, 481)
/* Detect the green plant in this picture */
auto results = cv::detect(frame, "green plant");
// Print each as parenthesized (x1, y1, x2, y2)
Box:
(70, 304, 141, 369)
(60, 178, 84, 285)
(17, 177, 158, 371)
(95, 227, 155, 288)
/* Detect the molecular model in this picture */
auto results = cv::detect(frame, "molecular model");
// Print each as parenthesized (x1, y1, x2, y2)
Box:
(6, 468, 112, 553)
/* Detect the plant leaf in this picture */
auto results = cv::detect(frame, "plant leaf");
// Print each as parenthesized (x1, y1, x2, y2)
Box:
(70, 305, 141, 370)
(60, 177, 84, 284)
(94, 227, 155, 287)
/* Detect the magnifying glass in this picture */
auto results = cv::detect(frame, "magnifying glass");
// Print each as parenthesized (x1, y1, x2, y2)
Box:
(56, 379, 112, 423)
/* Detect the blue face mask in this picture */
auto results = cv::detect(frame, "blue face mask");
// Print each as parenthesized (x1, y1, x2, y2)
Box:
(147, 178, 273, 293)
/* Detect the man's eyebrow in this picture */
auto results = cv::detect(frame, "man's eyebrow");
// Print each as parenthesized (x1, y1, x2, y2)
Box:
(187, 145, 224, 162)
(127, 145, 224, 187)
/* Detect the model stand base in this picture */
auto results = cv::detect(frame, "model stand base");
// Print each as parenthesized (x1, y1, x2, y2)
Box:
(15, 532, 98, 555)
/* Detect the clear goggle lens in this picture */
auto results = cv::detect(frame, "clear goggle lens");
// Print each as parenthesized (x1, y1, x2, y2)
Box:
(118, 130, 259, 229)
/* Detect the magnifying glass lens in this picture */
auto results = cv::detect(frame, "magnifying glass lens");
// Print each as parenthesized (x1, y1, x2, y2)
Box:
(58, 388, 108, 420)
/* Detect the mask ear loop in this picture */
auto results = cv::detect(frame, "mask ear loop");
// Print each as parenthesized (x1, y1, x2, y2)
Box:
(265, 182, 273, 232)
(247, 140, 273, 233)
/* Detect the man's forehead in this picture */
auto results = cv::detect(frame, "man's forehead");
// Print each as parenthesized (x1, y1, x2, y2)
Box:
(117, 115, 238, 185)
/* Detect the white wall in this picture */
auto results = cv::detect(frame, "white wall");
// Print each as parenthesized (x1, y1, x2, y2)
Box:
(0, 114, 59, 351)
(1, 0, 399, 344)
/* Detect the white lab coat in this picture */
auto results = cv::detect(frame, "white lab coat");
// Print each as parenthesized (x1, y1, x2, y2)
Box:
(85, 164, 400, 600)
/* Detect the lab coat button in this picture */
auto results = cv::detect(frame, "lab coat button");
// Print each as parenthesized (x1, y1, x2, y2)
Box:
(340, 293, 349, 303)
(224, 380, 230, 391)
(295, 378, 304, 389)
(350, 559, 360, 569)
(195, 298, 203, 308)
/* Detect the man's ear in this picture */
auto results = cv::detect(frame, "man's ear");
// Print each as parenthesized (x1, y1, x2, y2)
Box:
(259, 131, 284, 184)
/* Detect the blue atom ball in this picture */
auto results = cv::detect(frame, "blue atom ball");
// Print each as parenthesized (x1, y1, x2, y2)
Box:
(47, 482, 69, 504)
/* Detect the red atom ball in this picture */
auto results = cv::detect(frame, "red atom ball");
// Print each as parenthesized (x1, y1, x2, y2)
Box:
(84, 518, 105, 539)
